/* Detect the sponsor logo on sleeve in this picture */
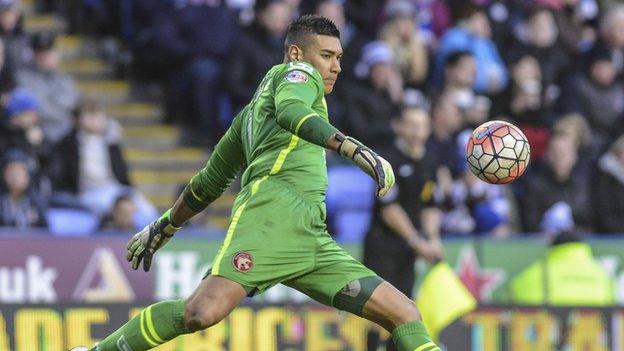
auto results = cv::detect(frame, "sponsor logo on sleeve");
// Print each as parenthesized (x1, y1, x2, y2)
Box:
(285, 70, 309, 84)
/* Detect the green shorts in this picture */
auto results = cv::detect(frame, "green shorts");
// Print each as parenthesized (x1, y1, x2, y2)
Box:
(208, 176, 376, 307)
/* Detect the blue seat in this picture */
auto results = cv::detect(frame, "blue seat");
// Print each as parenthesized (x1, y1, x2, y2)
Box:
(45, 208, 99, 236)
(326, 166, 375, 242)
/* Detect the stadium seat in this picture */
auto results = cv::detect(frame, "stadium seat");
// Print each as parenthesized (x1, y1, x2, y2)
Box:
(326, 165, 375, 242)
(45, 208, 100, 236)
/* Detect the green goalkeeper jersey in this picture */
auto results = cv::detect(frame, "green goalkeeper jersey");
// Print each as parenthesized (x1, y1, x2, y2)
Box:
(183, 61, 330, 211)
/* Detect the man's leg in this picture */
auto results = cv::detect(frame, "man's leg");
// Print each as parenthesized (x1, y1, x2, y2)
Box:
(90, 275, 247, 351)
(360, 281, 439, 351)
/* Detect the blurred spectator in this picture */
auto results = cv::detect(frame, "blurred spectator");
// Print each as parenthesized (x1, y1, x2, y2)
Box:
(16, 32, 80, 143)
(594, 5, 624, 76)
(99, 194, 139, 233)
(226, 0, 293, 112)
(346, 41, 401, 149)
(439, 121, 515, 237)
(439, 169, 513, 237)
(496, 55, 551, 159)
(522, 135, 593, 233)
(552, 112, 595, 173)
(434, 4, 508, 94)
(363, 106, 442, 351)
(379, 0, 428, 87)
(317, 0, 352, 40)
(548, 0, 599, 56)
(404, 0, 451, 43)
(594, 135, 624, 233)
(427, 93, 464, 173)
(0, 149, 47, 229)
(51, 99, 157, 226)
(508, 231, 614, 305)
(0, 88, 52, 193)
(507, 7, 570, 105)
(0, 0, 28, 74)
(152, 1, 238, 148)
(343, 0, 384, 38)
(570, 46, 624, 147)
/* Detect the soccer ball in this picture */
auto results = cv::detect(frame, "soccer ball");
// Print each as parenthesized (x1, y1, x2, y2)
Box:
(466, 120, 530, 184)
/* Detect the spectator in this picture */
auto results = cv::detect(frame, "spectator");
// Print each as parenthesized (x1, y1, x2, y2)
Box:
(496, 55, 551, 159)
(51, 99, 157, 226)
(304, 0, 354, 46)
(363, 106, 442, 351)
(434, 4, 508, 94)
(594, 135, 624, 233)
(152, 1, 238, 148)
(0, 149, 47, 229)
(379, 0, 428, 87)
(345, 41, 401, 149)
(99, 194, 139, 233)
(0, 88, 52, 193)
(0, 0, 28, 74)
(226, 0, 293, 112)
(572, 46, 624, 148)
(507, 7, 570, 106)
(548, 0, 599, 56)
(427, 93, 464, 173)
(552, 112, 595, 174)
(522, 135, 593, 233)
(593, 5, 624, 76)
(508, 231, 614, 306)
(16, 32, 80, 143)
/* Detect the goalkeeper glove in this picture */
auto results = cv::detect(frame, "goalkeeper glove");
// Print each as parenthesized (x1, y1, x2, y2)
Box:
(126, 209, 181, 272)
(335, 134, 395, 197)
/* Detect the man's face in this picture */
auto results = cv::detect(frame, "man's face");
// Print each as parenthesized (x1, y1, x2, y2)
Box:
(448, 56, 476, 88)
(301, 35, 342, 94)
(259, 2, 292, 37)
(34, 49, 59, 71)
(396, 108, 431, 146)
(3, 161, 29, 194)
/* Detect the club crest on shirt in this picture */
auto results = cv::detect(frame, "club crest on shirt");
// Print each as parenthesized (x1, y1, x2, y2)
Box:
(232, 251, 253, 273)
(285, 70, 309, 83)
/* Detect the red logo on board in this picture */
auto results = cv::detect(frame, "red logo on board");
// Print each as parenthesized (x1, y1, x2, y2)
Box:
(232, 252, 253, 273)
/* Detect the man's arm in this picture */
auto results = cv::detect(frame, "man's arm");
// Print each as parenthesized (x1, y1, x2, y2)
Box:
(273, 65, 394, 196)
(127, 115, 246, 271)
(380, 197, 443, 263)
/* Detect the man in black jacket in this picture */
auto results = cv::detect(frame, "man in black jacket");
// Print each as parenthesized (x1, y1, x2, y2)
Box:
(226, 0, 294, 113)
(51, 100, 157, 226)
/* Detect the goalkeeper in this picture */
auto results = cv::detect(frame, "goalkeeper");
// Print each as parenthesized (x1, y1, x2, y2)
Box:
(87, 15, 439, 351)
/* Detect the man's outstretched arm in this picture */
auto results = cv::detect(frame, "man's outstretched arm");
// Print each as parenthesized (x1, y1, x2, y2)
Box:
(274, 67, 395, 197)
(127, 115, 246, 272)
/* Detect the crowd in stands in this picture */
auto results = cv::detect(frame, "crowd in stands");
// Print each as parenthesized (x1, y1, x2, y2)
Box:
(1, 0, 624, 238)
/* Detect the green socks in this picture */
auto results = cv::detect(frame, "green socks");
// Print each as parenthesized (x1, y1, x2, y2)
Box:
(392, 320, 440, 351)
(91, 299, 191, 351)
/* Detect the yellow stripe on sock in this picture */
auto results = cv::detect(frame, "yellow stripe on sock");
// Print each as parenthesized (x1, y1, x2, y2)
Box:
(294, 113, 317, 135)
(139, 309, 158, 347)
(145, 305, 165, 344)
(269, 135, 299, 175)
(414, 342, 437, 351)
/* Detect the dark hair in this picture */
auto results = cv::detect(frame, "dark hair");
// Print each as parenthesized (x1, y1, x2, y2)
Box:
(550, 231, 583, 247)
(445, 50, 474, 69)
(285, 15, 340, 51)
(72, 98, 105, 120)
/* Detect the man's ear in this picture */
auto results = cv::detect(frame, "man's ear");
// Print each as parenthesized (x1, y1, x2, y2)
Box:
(287, 44, 304, 62)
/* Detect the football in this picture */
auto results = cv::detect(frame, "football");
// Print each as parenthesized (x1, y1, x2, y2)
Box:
(466, 120, 530, 184)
